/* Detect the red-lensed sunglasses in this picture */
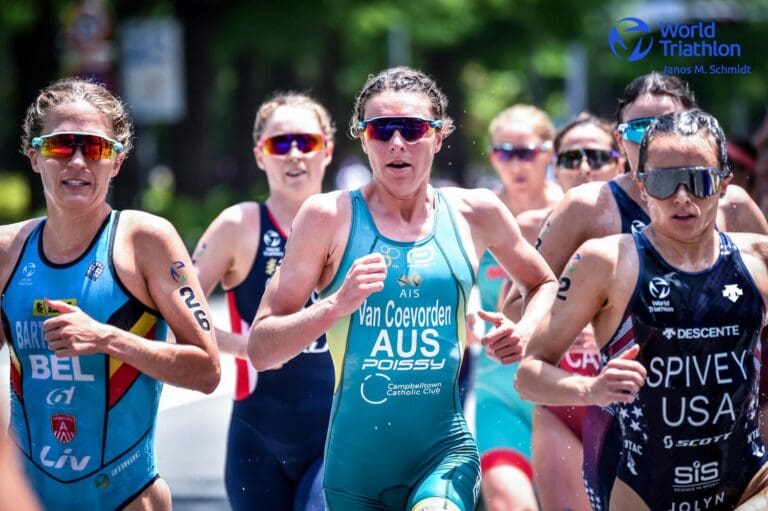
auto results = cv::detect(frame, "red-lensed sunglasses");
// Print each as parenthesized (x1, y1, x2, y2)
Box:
(31, 132, 124, 160)
(258, 133, 325, 156)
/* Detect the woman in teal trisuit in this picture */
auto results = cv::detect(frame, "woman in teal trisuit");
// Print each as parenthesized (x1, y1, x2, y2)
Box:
(248, 66, 558, 511)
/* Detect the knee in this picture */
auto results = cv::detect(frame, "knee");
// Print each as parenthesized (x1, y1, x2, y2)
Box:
(411, 497, 461, 511)
(482, 467, 538, 511)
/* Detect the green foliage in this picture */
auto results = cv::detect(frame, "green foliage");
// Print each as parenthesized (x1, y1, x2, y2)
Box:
(143, 184, 269, 252)
(0, 172, 31, 223)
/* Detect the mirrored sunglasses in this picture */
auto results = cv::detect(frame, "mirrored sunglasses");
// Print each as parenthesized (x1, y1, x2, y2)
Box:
(617, 116, 656, 144)
(556, 148, 619, 170)
(490, 142, 552, 163)
(259, 133, 325, 156)
(638, 166, 728, 200)
(358, 116, 443, 142)
(31, 132, 124, 160)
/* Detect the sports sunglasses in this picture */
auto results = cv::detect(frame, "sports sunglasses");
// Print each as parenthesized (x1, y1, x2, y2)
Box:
(358, 116, 443, 142)
(556, 148, 619, 170)
(617, 117, 656, 144)
(638, 166, 728, 200)
(31, 132, 124, 160)
(259, 133, 325, 156)
(490, 142, 552, 162)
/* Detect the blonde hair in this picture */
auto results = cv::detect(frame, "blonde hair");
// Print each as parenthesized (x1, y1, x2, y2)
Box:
(252, 92, 335, 145)
(488, 104, 554, 142)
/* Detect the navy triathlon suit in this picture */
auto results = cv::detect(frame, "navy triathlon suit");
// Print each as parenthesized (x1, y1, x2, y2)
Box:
(1, 211, 168, 510)
(583, 181, 650, 510)
(224, 203, 333, 511)
(601, 231, 766, 510)
(609, 181, 650, 234)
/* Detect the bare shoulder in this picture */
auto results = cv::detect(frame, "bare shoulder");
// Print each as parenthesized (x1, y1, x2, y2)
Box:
(202, 201, 261, 242)
(719, 184, 768, 234)
(438, 186, 504, 222)
(0, 219, 41, 284)
(295, 190, 351, 227)
(577, 233, 626, 264)
(214, 201, 260, 227)
(545, 181, 620, 240)
(0, 219, 40, 254)
(728, 232, 768, 257)
(560, 181, 613, 212)
(118, 209, 179, 243)
(722, 183, 753, 205)
(439, 186, 498, 208)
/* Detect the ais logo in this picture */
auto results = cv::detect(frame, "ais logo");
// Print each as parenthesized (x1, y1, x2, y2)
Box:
(609, 17, 654, 62)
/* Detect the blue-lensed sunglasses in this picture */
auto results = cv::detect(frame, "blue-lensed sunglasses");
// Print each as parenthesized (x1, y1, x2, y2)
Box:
(617, 117, 656, 144)
(358, 117, 443, 142)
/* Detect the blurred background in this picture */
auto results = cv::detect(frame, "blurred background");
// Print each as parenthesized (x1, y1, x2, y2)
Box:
(1, 0, 767, 249)
(1, 1, 767, 508)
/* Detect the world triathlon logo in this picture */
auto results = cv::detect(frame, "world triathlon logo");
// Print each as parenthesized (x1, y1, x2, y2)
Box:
(609, 17, 654, 62)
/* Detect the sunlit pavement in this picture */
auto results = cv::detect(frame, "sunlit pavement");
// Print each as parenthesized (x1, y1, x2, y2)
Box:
(1, 293, 234, 510)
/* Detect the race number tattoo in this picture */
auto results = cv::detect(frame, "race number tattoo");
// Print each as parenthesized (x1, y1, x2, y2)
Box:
(179, 286, 211, 331)
(557, 277, 571, 301)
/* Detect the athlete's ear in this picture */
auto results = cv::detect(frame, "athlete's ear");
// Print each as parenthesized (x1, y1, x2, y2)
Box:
(254, 146, 266, 171)
(637, 181, 650, 203)
(359, 134, 369, 155)
(433, 130, 444, 154)
(719, 172, 733, 198)
(28, 148, 41, 174)
(322, 141, 334, 168)
(110, 153, 126, 179)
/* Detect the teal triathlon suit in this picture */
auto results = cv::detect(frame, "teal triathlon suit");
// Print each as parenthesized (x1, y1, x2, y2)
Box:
(602, 231, 766, 510)
(225, 203, 332, 511)
(1, 211, 168, 510)
(473, 250, 534, 479)
(319, 189, 480, 511)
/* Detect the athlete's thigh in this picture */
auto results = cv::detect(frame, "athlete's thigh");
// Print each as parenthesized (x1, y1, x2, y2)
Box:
(225, 415, 292, 511)
(532, 406, 591, 511)
(407, 455, 480, 511)
(123, 478, 171, 511)
(737, 462, 768, 510)
(295, 456, 325, 511)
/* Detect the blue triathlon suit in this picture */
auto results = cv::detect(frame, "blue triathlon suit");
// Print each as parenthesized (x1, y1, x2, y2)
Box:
(583, 181, 650, 511)
(319, 189, 481, 511)
(1, 211, 168, 510)
(601, 230, 766, 510)
(224, 203, 333, 511)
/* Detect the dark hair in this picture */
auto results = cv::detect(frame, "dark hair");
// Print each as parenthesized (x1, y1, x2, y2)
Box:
(21, 77, 133, 156)
(637, 109, 730, 175)
(349, 66, 454, 138)
(252, 91, 335, 145)
(616, 72, 697, 123)
(553, 112, 618, 153)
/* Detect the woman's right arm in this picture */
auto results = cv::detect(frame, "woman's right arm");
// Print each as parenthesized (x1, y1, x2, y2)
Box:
(0, 220, 39, 350)
(193, 203, 256, 357)
(515, 237, 646, 407)
(248, 194, 387, 370)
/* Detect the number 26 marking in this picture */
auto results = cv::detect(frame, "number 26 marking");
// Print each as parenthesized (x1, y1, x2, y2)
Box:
(179, 286, 211, 331)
